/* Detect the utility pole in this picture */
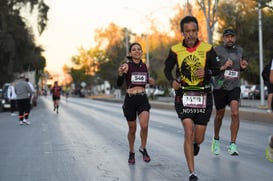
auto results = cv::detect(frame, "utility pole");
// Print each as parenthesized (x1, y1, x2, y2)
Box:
(258, 0, 265, 105)
(125, 28, 129, 55)
(146, 34, 149, 68)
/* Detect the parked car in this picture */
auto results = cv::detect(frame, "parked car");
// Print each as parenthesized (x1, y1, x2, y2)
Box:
(240, 84, 251, 99)
(169, 88, 176, 97)
(1, 82, 36, 111)
(1, 83, 11, 111)
(249, 84, 268, 99)
(145, 88, 164, 97)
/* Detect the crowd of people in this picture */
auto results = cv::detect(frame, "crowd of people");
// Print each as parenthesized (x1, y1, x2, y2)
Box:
(5, 74, 66, 120)
(5, 74, 36, 125)
(2, 15, 271, 181)
(117, 15, 271, 181)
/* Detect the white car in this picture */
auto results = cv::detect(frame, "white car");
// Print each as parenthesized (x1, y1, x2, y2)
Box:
(145, 88, 164, 97)
(240, 84, 251, 99)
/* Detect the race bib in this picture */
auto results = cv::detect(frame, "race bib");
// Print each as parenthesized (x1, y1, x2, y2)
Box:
(131, 72, 147, 85)
(224, 70, 239, 79)
(182, 91, 207, 108)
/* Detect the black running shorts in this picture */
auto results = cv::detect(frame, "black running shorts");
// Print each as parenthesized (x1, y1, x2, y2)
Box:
(174, 90, 213, 126)
(267, 82, 273, 94)
(213, 87, 240, 110)
(52, 95, 60, 101)
(122, 93, 151, 121)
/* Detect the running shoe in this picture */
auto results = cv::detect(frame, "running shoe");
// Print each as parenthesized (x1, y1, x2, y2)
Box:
(128, 152, 135, 164)
(189, 173, 198, 181)
(265, 136, 273, 162)
(193, 143, 200, 156)
(211, 139, 220, 155)
(139, 147, 151, 162)
(19, 121, 23, 125)
(228, 143, 239, 156)
(56, 105, 59, 114)
(23, 119, 30, 125)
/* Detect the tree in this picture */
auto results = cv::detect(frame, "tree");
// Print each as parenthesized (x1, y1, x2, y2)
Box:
(93, 23, 128, 88)
(170, 1, 211, 42)
(0, 0, 49, 85)
(70, 46, 109, 87)
(216, 0, 273, 83)
(196, 0, 219, 44)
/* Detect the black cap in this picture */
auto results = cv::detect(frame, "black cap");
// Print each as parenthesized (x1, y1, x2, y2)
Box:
(223, 29, 235, 36)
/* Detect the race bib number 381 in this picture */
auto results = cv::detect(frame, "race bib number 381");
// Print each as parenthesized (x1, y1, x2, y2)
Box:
(182, 91, 207, 108)
(131, 72, 147, 85)
(224, 70, 239, 79)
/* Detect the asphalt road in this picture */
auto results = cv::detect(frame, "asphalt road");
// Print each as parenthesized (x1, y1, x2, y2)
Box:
(0, 96, 272, 181)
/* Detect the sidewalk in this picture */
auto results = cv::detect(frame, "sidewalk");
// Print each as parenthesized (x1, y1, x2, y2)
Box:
(153, 97, 273, 124)
(92, 95, 273, 124)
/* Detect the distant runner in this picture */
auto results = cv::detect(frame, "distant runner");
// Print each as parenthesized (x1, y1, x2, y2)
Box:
(51, 81, 62, 114)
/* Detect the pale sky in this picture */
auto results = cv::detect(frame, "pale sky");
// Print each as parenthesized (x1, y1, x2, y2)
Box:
(35, 0, 185, 73)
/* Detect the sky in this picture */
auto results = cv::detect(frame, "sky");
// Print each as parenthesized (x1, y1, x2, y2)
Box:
(34, 0, 185, 73)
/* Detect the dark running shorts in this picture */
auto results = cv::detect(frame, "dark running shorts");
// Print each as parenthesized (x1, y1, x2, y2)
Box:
(122, 93, 151, 121)
(174, 90, 213, 126)
(213, 87, 240, 110)
(52, 95, 60, 101)
(267, 82, 273, 94)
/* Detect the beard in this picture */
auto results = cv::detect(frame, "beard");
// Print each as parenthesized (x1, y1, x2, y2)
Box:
(185, 38, 197, 48)
(225, 41, 235, 48)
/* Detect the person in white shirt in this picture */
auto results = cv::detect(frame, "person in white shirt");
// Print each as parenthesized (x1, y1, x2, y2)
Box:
(7, 81, 17, 116)
(25, 78, 36, 107)
(25, 78, 35, 93)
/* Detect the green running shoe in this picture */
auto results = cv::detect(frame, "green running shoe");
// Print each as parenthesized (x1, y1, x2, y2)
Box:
(266, 136, 273, 162)
(211, 139, 220, 155)
(228, 143, 239, 156)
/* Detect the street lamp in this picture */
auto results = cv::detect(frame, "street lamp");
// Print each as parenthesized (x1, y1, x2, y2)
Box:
(258, 0, 265, 105)
(125, 28, 129, 55)
(141, 33, 149, 68)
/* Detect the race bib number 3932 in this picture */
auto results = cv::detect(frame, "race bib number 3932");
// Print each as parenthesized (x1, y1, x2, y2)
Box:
(182, 91, 207, 108)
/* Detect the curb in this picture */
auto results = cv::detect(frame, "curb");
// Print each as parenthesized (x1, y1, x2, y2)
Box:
(92, 98, 273, 124)
(150, 101, 273, 124)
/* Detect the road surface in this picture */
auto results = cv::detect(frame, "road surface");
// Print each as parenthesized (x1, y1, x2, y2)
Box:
(0, 96, 272, 181)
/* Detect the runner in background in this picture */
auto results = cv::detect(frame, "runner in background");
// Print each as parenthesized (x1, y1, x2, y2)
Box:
(15, 74, 32, 125)
(63, 86, 71, 102)
(211, 29, 248, 156)
(265, 56, 273, 162)
(25, 78, 36, 107)
(51, 81, 62, 114)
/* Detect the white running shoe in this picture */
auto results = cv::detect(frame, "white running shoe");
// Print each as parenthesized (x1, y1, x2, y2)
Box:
(23, 119, 30, 125)
(19, 121, 23, 125)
